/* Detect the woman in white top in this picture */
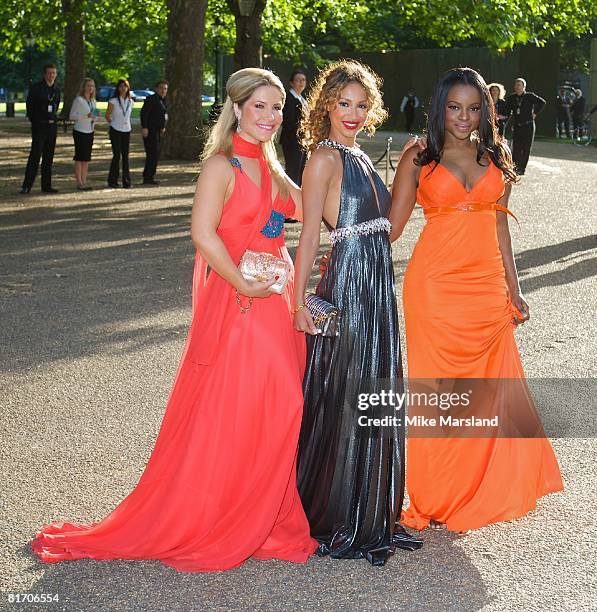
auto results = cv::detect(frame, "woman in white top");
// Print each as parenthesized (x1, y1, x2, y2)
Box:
(69, 78, 99, 190)
(105, 79, 133, 188)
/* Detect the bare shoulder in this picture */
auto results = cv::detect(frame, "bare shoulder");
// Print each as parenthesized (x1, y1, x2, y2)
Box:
(195, 153, 235, 199)
(304, 146, 341, 178)
(199, 153, 234, 177)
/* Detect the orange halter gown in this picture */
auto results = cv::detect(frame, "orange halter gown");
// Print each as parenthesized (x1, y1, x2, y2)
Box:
(401, 161, 563, 532)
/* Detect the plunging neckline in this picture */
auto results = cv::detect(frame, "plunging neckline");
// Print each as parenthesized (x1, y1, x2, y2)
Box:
(316, 139, 383, 231)
(437, 160, 492, 194)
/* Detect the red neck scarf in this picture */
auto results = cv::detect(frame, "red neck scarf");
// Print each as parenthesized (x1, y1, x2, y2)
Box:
(231, 133, 262, 158)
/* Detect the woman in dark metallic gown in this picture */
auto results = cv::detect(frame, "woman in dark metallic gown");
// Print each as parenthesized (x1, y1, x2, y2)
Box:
(292, 60, 423, 566)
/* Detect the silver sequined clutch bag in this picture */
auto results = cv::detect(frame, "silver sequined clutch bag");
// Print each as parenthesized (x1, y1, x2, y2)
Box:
(305, 293, 340, 337)
(239, 250, 291, 294)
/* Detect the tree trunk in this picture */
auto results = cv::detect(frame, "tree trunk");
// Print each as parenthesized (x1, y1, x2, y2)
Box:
(61, 0, 85, 117)
(162, 0, 208, 160)
(226, 0, 267, 69)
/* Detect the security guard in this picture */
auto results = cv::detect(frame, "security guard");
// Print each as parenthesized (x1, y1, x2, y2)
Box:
(505, 78, 545, 176)
(20, 64, 61, 194)
(140, 80, 168, 185)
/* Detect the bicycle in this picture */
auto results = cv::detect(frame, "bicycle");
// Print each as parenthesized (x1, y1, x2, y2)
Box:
(573, 114, 592, 146)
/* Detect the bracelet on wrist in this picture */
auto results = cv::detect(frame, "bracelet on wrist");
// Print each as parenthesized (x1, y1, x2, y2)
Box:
(292, 303, 306, 315)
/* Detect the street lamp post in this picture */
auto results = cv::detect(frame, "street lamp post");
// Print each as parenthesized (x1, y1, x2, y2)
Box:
(25, 33, 35, 96)
(213, 17, 221, 105)
(208, 17, 224, 124)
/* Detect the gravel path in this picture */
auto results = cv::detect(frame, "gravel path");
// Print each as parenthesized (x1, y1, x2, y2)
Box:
(1, 119, 595, 611)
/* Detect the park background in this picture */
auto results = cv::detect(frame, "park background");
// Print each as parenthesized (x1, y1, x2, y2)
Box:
(1, 2, 595, 609)
(1, 0, 596, 159)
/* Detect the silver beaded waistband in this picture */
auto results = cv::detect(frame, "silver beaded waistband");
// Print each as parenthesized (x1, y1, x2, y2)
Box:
(329, 217, 392, 246)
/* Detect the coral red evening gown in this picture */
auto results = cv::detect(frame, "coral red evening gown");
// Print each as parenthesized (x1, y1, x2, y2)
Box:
(32, 134, 318, 571)
(401, 160, 563, 532)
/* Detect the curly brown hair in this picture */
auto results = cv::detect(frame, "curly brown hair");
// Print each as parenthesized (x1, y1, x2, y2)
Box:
(301, 60, 388, 152)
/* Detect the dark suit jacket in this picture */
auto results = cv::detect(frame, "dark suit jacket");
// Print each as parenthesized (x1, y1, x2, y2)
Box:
(505, 92, 546, 126)
(280, 90, 304, 146)
(26, 81, 60, 125)
(140, 94, 167, 131)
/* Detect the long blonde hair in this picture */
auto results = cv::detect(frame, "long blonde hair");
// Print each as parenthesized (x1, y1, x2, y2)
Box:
(202, 68, 288, 198)
(78, 78, 96, 99)
(301, 60, 387, 152)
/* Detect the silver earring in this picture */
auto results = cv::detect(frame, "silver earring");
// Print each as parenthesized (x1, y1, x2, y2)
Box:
(236, 115, 242, 133)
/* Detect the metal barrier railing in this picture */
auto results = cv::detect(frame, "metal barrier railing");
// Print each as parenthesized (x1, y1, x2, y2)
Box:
(373, 137, 396, 186)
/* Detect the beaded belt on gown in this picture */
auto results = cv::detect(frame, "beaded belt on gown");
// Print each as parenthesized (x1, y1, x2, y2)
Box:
(423, 201, 519, 223)
(329, 217, 392, 246)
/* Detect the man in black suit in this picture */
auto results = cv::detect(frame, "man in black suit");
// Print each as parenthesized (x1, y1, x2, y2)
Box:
(20, 63, 61, 194)
(280, 69, 308, 186)
(504, 78, 546, 176)
(140, 80, 168, 185)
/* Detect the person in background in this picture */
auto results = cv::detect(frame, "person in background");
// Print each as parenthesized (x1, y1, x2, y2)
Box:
(488, 82, 508, 137)
(140, 80, 168, 185)
(571, 88, 586, 140)
(556, 88, 571, 138)
(504, 78, 546, 176)
(280, 69, 308, 186)
(106, 79, 133, 188)
(20, 64, 61, 194)
(69, 78, 99, 190)
(400, 89, 420, 133)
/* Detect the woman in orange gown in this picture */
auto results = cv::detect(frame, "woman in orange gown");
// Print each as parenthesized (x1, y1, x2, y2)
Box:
(32, 68, 317, 571)
(389, 67, 563, 532)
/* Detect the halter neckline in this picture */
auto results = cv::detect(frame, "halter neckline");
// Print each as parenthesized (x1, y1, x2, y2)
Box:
(232, 133, 262, 158)
(316, 139, 365, 157)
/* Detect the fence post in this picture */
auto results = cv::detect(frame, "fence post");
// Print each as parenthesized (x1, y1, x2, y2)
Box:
(385, 136, 392, 186)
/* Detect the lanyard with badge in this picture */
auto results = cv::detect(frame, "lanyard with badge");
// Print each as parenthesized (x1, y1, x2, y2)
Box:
(117, 96, 130, 117)
(515, 94, 524, 116)
(87, 98, 98, 121)
(159, 98, 168, 122)
(47, 88, 55, 114)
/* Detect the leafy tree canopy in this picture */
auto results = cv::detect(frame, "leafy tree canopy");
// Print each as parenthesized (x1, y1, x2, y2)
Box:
(1, 0, 595, 85)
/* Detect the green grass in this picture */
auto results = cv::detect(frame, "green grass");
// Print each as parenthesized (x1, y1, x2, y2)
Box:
(0, 101, 213, 122)
(535, 135, 595, 147)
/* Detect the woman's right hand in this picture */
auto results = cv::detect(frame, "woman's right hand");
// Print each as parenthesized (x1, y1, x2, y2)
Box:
(294, 307, 319, 335)
(400, 135, 427, 156)
(238, 277, 277, 298)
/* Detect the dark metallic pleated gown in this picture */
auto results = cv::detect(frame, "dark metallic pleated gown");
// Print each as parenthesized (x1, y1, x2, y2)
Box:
(297, 141, 406, 565)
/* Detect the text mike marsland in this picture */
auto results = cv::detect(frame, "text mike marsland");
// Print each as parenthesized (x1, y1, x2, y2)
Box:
(358, 414, 500, 428)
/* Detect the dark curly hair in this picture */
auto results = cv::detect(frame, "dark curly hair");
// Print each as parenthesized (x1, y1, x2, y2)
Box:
(301, 60, 388, 152)
(417, 67, 518, 184)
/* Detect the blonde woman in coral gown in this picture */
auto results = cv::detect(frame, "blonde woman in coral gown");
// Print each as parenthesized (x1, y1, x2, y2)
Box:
(390, 68, 563, 532)
(32, 68, 317, 571)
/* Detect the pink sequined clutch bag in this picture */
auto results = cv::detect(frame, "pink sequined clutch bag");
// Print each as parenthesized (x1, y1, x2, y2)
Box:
(239, 250, 291, 294)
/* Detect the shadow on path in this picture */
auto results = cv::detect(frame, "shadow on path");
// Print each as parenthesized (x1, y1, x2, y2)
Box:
(0, 200, 328, 374)
(23, 532, 490, 611)
(516, 234, 596, 294)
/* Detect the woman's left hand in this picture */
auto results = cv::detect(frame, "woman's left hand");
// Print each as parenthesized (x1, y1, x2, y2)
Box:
(511, 293, 530, 325)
